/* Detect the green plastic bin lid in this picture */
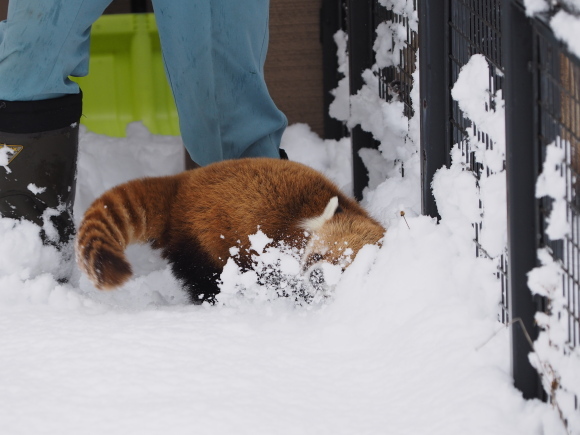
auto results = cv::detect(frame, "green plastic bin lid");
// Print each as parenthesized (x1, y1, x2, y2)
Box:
(71, 14, 180, 137)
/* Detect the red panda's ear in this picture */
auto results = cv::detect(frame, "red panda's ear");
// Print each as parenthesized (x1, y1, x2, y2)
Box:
(300, 196, 339, 232)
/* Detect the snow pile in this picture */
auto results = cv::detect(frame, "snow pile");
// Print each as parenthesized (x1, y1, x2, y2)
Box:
(0, 180, 565, 435)
(528, 141, 580, 433)
(0, 130, 567, 432)
(0, 219, 61, 284)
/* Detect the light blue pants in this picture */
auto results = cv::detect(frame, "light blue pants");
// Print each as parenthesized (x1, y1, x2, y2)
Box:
(0, 1, 287, 165)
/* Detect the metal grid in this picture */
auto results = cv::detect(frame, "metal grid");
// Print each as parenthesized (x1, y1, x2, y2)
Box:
(535, 26, 580, 352)
(448, 0, 509, 323)
(376, 1, 418, 118)
(449, 0, 503, 171)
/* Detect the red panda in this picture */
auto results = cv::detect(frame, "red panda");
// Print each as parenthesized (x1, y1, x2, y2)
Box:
(76, 158, 385, 304)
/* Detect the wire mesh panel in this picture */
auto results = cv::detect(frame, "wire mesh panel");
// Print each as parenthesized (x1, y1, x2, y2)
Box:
(535, 23, 580, 359)
(419, 0, 578, 410)
(449, 0, 503, 172)
(448, 0, 509, 323)
(376, 1, 419, 118)
(345, 0, 419, 197)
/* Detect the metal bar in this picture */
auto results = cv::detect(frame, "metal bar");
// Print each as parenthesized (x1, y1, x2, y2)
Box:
(321, 0, 347, 141)
(502, 0, 543, 400)
(347, 0, 377, 201)
(418, 0, 449, 218)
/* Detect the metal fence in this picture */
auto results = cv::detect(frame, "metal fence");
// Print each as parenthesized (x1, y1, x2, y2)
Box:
(536, 26, 580, 353)
(420, 0, 580, 408)
(330, 0, 419, 199)
(448, 0, 509, 325)
(324, 0, 580, 421)
(502, 0, 580, 407)
(531, 6, 580, 409)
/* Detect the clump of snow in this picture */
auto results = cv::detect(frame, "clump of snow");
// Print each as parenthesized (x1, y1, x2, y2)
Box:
(328, 30, 350, 124)
(451, 54, 506, 161)
(551, 9, 580, 68)
(432, 147, 481, 232)
(524, 0, 580, 59)
(248, 229, 274, 255)
(0, 218, 62, 282)
(27, 183, 46, 195)
(218, 229, 340, 308)
(40, 205, 63, 244)
(536, 143, 570, 240)
(374, 3, 418, 69)
(449, 54, 507, 259)
(523, 0, 551, 16)
(0, 145, 14, 174)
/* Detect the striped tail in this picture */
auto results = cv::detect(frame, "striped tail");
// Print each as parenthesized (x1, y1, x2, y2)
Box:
(76, 175, 180, 289)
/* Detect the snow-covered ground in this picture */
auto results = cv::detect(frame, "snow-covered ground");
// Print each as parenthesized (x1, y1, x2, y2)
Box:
(0, 123, 567, 434)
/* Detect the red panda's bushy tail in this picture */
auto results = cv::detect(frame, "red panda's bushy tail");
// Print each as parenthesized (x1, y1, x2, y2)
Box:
(76, 175, 181, 289)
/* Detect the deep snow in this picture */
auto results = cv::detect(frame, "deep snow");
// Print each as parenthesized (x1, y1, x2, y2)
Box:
(0, 123, 567, 435)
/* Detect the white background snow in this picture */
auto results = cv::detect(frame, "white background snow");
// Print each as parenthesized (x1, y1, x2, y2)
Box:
(2, 0, 579, 433)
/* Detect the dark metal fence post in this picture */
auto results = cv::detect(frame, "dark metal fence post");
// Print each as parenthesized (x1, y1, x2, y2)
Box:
(417, 0, 449, 219)
(347, 0, 377, 200)
(502, 0, 543, 400)
(321, 0, 347, 141)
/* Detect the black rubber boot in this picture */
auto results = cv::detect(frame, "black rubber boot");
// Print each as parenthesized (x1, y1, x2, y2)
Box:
(0, 93, 82, 251)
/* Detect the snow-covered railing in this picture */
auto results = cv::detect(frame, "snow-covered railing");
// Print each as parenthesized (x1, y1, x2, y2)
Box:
(504, 4, 580, 429)
(526, 12, 580, 429)
(418, 0, 580, 428)
(327, 0, 580, 430)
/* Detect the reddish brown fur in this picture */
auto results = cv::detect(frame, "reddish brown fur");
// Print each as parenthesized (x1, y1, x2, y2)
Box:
(76, 175, 182, 289)
(76, 158, 385, 303)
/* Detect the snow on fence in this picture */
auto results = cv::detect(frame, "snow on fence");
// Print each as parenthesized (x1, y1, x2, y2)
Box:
(525, 10, 580, 428)
(324, 0, 580, 430)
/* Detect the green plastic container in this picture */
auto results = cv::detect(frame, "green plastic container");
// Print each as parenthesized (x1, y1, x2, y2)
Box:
(71, 14, 180, 137)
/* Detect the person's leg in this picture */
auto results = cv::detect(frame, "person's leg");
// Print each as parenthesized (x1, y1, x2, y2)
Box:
(0, 0, 111, 260)
(0, 0, 112, 100)
(151, 0, 287, 166)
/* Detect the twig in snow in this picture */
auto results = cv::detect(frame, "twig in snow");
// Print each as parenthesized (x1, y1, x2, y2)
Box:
(400, 211, 410, 229)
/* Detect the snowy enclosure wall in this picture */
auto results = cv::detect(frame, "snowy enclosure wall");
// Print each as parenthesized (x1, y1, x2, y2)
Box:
(334, 0, 580, 431)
